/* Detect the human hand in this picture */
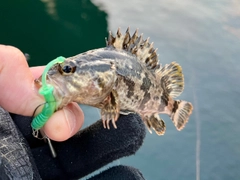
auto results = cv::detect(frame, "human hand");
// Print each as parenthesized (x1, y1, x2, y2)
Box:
(1, 108, 146, 179)
(0, 45, 146, 179)
(0, 45, 84, 141)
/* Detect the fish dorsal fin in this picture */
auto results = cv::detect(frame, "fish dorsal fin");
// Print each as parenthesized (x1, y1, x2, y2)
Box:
(106, 28, 160, 70)
(157, 62, 184, 98)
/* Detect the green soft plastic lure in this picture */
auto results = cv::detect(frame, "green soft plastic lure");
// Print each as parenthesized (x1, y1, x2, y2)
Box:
(31, 56, 65, 130)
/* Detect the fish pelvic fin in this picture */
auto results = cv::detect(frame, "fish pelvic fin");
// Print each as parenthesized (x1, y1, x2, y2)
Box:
(170, 100, 193, 131)
(157, 62, 184, 98)
(106, 27, 160, 71)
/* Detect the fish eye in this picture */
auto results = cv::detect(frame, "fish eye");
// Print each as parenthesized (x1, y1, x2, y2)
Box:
(58, 64, 76, 75)
(62, 65, 73, 73)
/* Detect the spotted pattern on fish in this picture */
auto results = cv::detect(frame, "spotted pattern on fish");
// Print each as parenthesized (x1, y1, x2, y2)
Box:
(41, 28, 194, 135)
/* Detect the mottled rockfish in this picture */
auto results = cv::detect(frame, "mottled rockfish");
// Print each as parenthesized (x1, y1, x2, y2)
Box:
(40, 28, 193, 135)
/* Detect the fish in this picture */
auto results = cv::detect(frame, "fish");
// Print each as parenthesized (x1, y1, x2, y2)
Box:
(38, 28, 193, 135)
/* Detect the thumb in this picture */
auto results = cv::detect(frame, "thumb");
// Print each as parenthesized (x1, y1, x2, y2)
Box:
(43, 102, 84, 141)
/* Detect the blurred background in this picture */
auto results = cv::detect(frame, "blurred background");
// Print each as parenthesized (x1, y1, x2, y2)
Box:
(1, 0, 240, 179)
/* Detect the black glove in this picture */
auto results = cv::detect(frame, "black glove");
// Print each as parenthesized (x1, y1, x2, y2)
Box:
(0, 107, 146, 180)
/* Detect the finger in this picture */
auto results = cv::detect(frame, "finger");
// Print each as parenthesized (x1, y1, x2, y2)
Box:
(42, 102, 84, 141)
(0, 45, 44, 115)
(30, 66, 45, 79)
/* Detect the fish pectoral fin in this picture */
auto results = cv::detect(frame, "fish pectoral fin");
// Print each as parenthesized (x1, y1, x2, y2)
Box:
(170, 100, 193, 131)
(157, 62, 184, 98)
(100, 90, 120, 129)
(143, 114, 166, 136)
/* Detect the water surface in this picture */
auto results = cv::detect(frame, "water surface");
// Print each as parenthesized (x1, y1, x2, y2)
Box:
(91, 1, 240, 179)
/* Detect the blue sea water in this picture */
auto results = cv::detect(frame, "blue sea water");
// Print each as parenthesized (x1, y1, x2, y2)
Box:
(91, 1, 240, 179)
(1, 0, 240, 179)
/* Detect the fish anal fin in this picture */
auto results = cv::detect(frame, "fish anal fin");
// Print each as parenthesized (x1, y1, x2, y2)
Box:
(157, 62, 184, 98)
(170, 100, 193, 131)
(143, 114, 166, 136)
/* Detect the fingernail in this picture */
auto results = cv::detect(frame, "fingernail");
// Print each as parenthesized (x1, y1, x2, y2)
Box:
(63, 105, 76, 135)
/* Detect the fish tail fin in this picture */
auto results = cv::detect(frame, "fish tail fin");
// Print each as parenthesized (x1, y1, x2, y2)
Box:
(158, 62, 193, 130)
(170, 100, 193, 131)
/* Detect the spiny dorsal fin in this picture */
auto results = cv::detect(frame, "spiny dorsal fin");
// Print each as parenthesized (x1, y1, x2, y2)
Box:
(106, 28, 160, 70)
(157, 62, 184, 98)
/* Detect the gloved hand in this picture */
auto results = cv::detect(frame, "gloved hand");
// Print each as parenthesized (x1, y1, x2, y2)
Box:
(0, 107, 146, 180)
